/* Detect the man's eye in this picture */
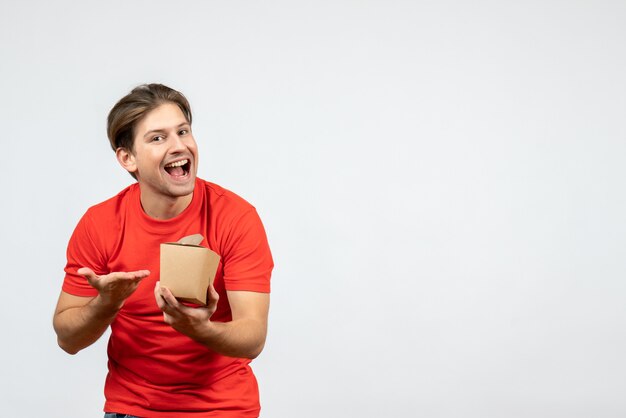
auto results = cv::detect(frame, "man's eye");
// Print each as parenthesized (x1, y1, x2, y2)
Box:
(152, 135, 164, 142)
(179, 129, 188, 135)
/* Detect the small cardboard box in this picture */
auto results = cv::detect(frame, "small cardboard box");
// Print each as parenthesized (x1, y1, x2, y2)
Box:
(160, 234, 220, 305)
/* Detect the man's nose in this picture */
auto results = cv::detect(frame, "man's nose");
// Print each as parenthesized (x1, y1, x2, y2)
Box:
(169, 133, 187, 152)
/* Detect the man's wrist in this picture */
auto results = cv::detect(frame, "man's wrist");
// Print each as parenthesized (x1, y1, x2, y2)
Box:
(90, 294, 123, 320)
(192, 318, 223, 347)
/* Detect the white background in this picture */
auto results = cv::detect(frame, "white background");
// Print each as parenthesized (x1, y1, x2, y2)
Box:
(1, 1, 625, 417)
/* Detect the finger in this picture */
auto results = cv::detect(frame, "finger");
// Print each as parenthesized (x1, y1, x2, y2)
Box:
(159, 285, 180, 309)
(99, 271, 149, 290)
(154, 282, 167, 310)
(154, 282, 176, 311)
(157, 287, 187, 323)
(207, 284, 219, 307)
(77, 267, 99, 287)
(158, 286, 196, 317)
(129, 270, 151, 280)
(208, 284, 219, 301)
(109, 270, 150, 282)
(77, 267, 96, 278)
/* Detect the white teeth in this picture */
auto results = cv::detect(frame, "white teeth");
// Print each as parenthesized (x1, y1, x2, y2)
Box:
(165, 159, 188, 168)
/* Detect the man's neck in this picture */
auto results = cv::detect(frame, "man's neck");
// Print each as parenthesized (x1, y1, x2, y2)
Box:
(139, 190, 194, 220)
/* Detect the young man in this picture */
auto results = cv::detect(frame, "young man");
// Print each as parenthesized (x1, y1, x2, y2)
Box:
(53, 84, 273, 417)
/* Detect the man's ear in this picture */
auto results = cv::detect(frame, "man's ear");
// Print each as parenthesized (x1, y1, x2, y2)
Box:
(116, 147, 138, 175)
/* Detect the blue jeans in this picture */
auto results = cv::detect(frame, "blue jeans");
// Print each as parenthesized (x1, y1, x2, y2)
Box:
(104, 414, 139, 418)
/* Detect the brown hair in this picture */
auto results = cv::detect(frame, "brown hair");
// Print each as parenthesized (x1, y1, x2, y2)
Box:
(107, 83, 192, 152)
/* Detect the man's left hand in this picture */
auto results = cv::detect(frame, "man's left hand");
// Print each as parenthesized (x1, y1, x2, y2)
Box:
(154, 281, 219, 341)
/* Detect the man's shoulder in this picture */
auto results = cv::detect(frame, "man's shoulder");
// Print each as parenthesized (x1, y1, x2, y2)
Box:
(199, 178, 255, 212)
(84, 183, 138, 220)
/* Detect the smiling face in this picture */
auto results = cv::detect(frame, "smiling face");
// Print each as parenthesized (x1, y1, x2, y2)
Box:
(116, 102, 198, 217)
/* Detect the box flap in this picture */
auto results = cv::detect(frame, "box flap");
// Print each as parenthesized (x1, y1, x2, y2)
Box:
(177, 233, 204, 246)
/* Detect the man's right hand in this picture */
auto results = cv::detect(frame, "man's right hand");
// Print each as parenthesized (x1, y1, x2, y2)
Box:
(77, 267, 150, 311)
(53, 268, 150, 354)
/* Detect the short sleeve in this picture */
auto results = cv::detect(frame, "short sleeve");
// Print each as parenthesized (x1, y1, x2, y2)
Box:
(62, 211, 108, 297)
(221, 208, 273, 293)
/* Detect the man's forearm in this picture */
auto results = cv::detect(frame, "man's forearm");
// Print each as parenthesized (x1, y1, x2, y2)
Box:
(192, 317, 267, 359)
(54, 270, 148, 354)
(156, 286, 269, 359)
(53, 295, 120, 355)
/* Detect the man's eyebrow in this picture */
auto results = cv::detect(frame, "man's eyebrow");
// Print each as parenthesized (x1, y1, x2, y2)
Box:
(143, 122, 190, 138)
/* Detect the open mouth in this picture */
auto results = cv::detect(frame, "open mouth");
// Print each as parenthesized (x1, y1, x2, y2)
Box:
(164, 159, 191, 178)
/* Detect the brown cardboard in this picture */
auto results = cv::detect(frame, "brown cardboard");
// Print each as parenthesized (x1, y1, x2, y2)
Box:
(160, 234, 220, 305)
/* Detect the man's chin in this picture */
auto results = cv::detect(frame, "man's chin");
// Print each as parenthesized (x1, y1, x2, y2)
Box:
(138, 173, 196, 197)
(167, 181, 195, 197)
(165, 171, 195, 189)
